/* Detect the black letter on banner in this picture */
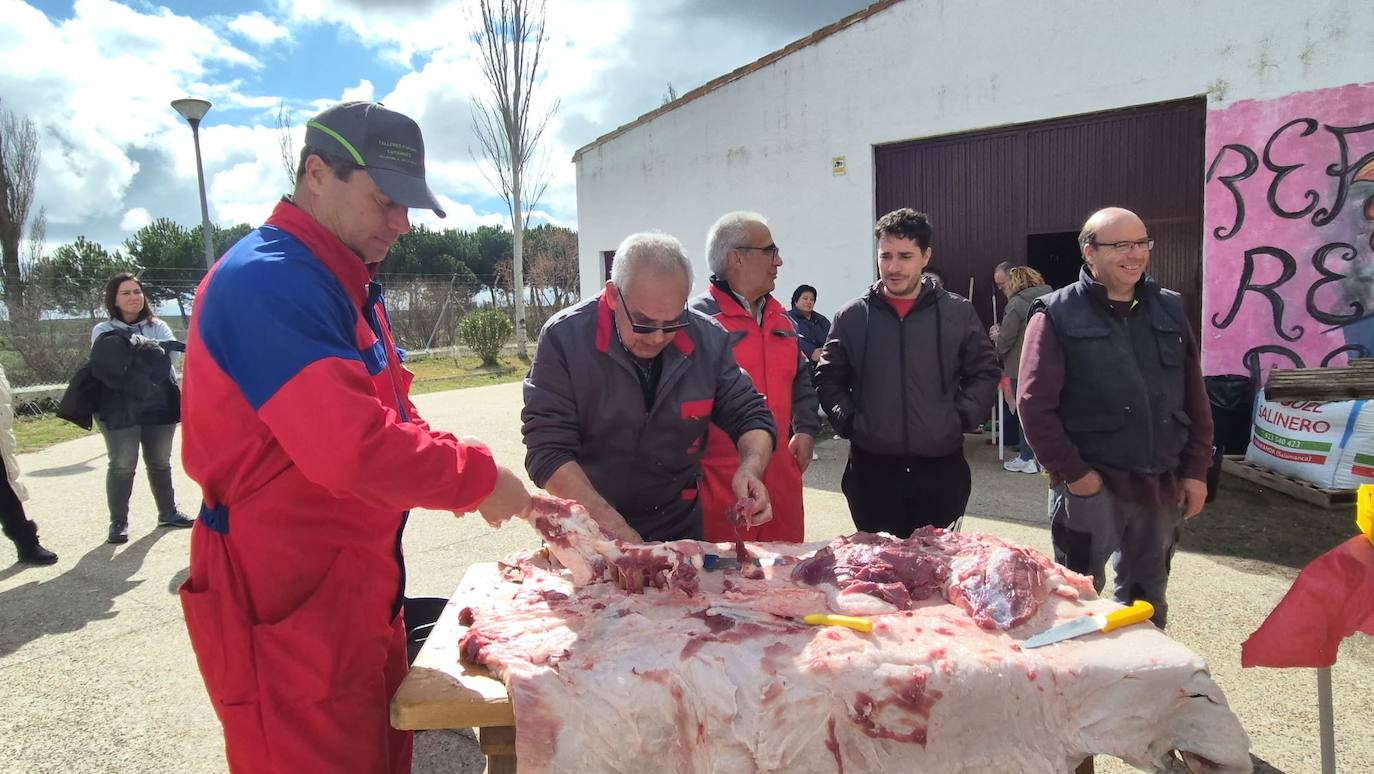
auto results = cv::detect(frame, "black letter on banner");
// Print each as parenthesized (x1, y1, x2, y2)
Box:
(1306, 242, 1365, 326)
(1313, 121, 1374, 227)
(1321, 345, 1369, 367)
(1205, 143, 1258, 240)
(1263, 118, 1321, 220)
(1242, 345, 1303, 387)
(1210, 246, 1303, 341)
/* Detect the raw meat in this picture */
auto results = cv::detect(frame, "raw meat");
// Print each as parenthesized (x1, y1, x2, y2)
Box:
(728, 497, 760, 578)
(529, 499, 1062, 629)
(526, 494, 702, 593)
(791, 529, 1056, 629)
(458, 535, 1252, 773)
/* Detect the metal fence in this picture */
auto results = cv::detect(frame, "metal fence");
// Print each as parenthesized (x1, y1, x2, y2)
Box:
(1, 274, 576, 405)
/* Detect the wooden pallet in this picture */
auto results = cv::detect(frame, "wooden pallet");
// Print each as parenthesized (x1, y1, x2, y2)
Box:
(1220, 455, 1357, 510)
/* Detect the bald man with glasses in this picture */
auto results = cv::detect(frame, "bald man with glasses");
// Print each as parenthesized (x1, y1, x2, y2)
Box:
(522, 232, 777, 543)
(1018, 206, 1212, 629)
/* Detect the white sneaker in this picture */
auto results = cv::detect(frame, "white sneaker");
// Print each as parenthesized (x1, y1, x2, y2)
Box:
(1002, 458, 1027, 473)
(811, 451, 820, 461)
(1020, 459, 1039, 474)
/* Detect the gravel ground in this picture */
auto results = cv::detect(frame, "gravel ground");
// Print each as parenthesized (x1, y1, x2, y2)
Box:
(1, 381, 1368, 773)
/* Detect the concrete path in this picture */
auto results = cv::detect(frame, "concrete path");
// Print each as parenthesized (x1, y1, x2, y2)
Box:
(1, 381, 1369, 773)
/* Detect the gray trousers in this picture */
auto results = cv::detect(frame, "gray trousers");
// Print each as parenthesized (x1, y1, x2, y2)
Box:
(1048, 482, 1181, 628)
(99, 422, 178, 523)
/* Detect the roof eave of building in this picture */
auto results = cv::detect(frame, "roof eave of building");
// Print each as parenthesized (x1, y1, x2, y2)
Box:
(570, 0, 904, 164)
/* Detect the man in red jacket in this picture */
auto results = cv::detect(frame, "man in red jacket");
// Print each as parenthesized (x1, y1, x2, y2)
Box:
(690, 212, 819, 542)
(179, 102, 532, 773)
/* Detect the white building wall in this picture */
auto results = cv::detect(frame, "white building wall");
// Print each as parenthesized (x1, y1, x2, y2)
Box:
(575, 0, 1370, 318)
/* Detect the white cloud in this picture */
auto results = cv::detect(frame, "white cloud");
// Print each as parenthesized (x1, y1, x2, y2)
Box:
(280, 0, 470, 67)
(340, 78, 375, 103)
(227, 11, 293, 46)
(201, 123, 296, 226)
(4, 0, 870, 254)
(0, 0, 261, 234)
(119, 207, 151, 231)
(270, 0, 620, 230)
(412, 195, 508, 233)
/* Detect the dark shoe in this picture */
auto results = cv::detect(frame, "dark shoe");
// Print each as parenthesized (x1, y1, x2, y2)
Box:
(5, 520, 58, 565)
(108, 520, 129, 544)
(157, 511, 195, 529)
(17, 541, 58, 565)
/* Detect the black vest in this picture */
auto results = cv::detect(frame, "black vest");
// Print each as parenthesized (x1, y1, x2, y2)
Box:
(1032, 273, 1189, 473)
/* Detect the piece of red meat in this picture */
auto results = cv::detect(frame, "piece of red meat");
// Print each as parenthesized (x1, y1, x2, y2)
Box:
(525, 494, 701, 594)
(792, 530, 1049, 629)
(945, 545, 1049, 629)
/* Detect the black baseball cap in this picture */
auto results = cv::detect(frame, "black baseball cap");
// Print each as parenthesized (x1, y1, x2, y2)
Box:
(304, 101, 446, 218)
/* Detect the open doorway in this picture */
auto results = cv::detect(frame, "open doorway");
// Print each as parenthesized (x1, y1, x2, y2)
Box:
(1026, 232, 1082, 290)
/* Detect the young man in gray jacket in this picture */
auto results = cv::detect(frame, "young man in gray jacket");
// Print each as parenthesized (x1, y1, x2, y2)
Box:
(817, 209, 1000, 537)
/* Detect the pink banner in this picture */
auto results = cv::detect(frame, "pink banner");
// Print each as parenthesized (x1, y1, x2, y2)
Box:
(1202, 81, 1374, 379)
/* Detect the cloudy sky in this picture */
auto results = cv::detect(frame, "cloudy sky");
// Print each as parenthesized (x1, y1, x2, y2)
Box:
(1, 0, 872, 254)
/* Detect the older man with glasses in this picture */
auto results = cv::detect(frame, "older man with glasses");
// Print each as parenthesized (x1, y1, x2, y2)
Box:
(523, 232, 777, 543)
(1017, 206, 1213, 630)
(689, 212, 820, 543)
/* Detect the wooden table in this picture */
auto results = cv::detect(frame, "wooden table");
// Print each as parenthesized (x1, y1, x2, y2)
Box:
(390, 564, 518, 773)
(392, 563, 1097, 774)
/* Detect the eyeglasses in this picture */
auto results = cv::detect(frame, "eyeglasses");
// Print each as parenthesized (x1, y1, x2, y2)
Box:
(735, 244, 780, 259)
(616, 287, 690, 335)
(1091, 238, 1154, 252)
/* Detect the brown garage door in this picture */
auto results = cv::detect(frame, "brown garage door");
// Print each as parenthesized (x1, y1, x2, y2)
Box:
(874, 98, 1205, 333)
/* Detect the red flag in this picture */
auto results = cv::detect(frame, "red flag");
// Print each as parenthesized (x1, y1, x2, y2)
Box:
(1241, 536, 1374, 669)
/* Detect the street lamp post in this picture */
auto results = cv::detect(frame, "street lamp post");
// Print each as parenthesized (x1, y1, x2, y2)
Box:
(171, 98, 215, 269)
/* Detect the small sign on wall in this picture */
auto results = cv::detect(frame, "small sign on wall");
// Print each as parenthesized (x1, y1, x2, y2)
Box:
(832, 156, 846, 176)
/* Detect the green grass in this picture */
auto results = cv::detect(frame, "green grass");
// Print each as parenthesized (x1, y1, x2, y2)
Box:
(405, 354, 526, 395)
(7, 354, 526, 453)
(13, 414, 95, 453)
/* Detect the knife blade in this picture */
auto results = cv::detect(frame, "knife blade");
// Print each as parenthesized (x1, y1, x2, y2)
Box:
(1022, 600, 1154, 649)
(706, 604, 873, 633)
(702, 554, 779, 571)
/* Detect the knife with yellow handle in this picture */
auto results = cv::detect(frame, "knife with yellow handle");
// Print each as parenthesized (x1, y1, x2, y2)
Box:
(802, 614, 874, 633)
(707, 605, 874, 633)
(1022, 600, 1154, 649)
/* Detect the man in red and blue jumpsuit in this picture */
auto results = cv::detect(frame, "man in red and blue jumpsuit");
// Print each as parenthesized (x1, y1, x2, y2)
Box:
(691, 212, 819, 542)
(179, 102, 532, 773)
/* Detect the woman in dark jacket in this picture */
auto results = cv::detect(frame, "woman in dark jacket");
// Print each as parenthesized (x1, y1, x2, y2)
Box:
(91, 273, 192, 544)
(785, 284, 831, 366)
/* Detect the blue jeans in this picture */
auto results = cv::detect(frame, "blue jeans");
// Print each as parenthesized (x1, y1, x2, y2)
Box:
(99, 422, 179, 523)
(1007, 378, 1035, 462)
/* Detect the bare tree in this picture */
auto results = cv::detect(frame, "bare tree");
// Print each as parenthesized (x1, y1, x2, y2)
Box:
(23, 205, 45, 266)
(662, 83, 679, 105)
(276, 100, 297, 190)
(470, 0, 560, 359)
(0, 100, 40, 313)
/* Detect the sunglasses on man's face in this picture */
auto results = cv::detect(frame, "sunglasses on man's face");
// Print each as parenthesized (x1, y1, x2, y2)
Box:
(617, 287, 690, 335)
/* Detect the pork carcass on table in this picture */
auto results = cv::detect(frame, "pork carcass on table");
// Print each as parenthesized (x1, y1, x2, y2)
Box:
(457, 496, 1251, 773)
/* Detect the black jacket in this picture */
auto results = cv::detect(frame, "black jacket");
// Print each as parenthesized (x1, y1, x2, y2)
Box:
(83, 329, 183, 430)
(816, 277, 1001, 458)
(57, 362, 101, 431)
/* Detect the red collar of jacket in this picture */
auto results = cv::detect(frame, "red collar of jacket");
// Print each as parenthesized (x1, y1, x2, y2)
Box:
(707, 279, 782, 324)
(595, 290, 694, 356)
(265, 198, 374, 308)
